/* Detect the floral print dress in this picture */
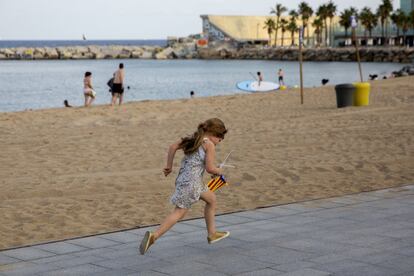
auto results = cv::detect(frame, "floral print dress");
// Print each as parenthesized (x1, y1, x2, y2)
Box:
(171, 139, 209, 209)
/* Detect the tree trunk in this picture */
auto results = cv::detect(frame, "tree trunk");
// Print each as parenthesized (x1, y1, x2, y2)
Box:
(275, 17, 279, 46)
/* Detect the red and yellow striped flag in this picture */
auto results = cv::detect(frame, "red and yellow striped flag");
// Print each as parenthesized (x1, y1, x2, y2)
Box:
(207, 175, 228, 192)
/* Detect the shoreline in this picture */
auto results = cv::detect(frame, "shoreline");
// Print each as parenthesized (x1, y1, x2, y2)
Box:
(1, 77, 413, 250)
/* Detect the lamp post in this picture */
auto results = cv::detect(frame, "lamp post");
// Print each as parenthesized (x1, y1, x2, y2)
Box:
(299, 26, 304, 104)
(351, 15, 363, 82)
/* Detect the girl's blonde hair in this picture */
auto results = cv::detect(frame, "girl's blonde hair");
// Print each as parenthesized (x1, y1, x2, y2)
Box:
(180, 118, 227, 155)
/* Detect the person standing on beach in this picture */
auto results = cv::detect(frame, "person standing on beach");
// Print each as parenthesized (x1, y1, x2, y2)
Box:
(83, 71, 96, 107)
(111, 63, 125, 106)
(139, 118, 230, 255)
(278, 69, 285, 86)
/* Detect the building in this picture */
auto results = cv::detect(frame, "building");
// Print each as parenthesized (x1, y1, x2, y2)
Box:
(400, 0, 414, 14)
(201, 15, 323, 47)
(201, 13, 413, 48)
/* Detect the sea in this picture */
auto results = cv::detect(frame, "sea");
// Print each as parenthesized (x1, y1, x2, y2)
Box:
(0, 41, 403, 112)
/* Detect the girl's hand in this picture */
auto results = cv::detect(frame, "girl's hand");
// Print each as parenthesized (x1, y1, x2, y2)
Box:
(163, 167, 172, 176)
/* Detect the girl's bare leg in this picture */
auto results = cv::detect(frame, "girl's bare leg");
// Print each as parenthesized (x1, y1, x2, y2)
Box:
(200, 190, 217, 236)
(84, 95, 88, 107)
(111, 94, 117, 106)
(153, 207, 188, 240)
(119, 93, 123, 105)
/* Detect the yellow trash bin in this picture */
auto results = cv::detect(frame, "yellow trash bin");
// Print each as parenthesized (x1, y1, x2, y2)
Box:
(353, 82, 371, 106)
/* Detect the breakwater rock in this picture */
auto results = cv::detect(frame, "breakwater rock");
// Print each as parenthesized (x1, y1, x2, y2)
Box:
(0, 44, 198, 60)
(198, 47, 414, 63)
(0, 44, 413, 63)
(393, 65, 414, 77)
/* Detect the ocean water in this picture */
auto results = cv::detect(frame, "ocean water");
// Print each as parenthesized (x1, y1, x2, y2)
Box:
(0, 40, 166, 48)
(0, 59, 402, 112)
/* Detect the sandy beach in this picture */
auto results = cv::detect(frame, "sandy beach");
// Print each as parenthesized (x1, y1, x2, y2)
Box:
(1, 77, 413, 250)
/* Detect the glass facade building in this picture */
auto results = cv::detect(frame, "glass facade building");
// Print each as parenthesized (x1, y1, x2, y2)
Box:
(400, 0, 414, 14)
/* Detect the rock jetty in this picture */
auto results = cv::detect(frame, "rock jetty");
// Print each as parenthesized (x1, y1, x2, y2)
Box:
(0, 43, 413, 63)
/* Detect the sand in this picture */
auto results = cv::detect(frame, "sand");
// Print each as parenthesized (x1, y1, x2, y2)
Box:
(0, 77, 413, 250)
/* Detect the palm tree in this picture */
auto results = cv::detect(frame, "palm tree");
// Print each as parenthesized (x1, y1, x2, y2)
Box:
(392, 10, 411, 46)
(326, 1, 337, 46)
(298, 2, 313, 46)
(270, 4, 288, 46)
(312, 17, 324, 46)
(339, 7, 358, 41)
(280, 18, 288, 46)
(377, 0, 393, 45)
(287, 11, 298, 46)
(359, 7, 378, 42)
(263, 18, 276, 46)
(400, 14, 410, 46)
(316, 4, 329, 46)
(410, 11, 414, 46)
(391, 10, 404, 43)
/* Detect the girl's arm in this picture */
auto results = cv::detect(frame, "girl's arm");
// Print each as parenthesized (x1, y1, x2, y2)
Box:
(204, 140, 223, 176)
(163, 140, 181, 176)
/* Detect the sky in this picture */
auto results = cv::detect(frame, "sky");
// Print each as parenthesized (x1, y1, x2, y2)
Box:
(0, 0, 398, 40)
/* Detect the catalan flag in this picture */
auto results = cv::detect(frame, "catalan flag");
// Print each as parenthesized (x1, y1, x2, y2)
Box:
(207, 175, 227, 192)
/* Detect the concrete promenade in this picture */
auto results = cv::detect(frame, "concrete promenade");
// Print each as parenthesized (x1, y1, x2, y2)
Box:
(1, 185, 413, 276)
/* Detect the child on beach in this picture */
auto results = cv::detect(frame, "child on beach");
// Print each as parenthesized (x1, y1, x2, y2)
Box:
(278, 69, 285, 86)
(139, 118, 230, 255)
(83, 71, 96, 107)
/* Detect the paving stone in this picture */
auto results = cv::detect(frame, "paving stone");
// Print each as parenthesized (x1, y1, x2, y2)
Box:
(41, 263, 109, 275)
(273, 261, 317, 272)
(233, 210, 284, 220)
(397, 246, 414, 257)
(235, 268, 285, 275)
(89, 268, 137, 275)
(311, 259, 369, 273)
(100, 232, 141, 243)
(278, 268, 332, 276)
(277, 239, 358, 255)
(256, 206, 305, 216)
(181, 218, 227, 228)
(169, 222, 205, 233)
(67, 236, 121, 249)
(198, 254, 273, 275)
(45, 255, 105, 269)
(126, 259, 174, 273)
(280, 203, 325, 212)
(375, 255, 414, 274)
(1, 247, 55, 261)
(152, 261, 212, 276)
(271, 214, 326, 225)
(72, 247, 118, 258)
(93, 255, 159, 270)
(0, 254, 20, 266)
(215, 213, 255, 225)
(332, 264, 397, 276)
(0, 261, 59, 276)
(127, 271, 170, 276)
(32, 241, 88, 254)
(240, 246, 318, 265)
